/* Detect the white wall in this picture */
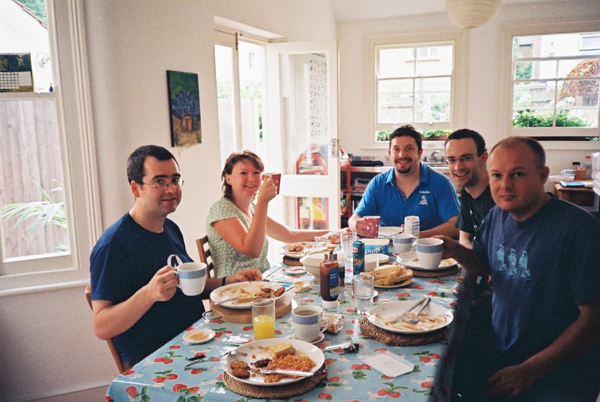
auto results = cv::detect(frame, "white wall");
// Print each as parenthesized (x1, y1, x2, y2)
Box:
(0, 1, 335, 401)
(337, 0, 600, 192)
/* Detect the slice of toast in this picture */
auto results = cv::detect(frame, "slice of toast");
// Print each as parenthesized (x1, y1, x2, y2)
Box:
(265, 343, 295, 358)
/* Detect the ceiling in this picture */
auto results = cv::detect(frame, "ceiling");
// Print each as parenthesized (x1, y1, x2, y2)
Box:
(328, 0, 558, 22)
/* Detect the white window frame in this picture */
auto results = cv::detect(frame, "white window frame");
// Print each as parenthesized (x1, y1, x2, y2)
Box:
(0, 0, 100, 294)
(365, 30, 467, 147)
(500, 20, 600, 151)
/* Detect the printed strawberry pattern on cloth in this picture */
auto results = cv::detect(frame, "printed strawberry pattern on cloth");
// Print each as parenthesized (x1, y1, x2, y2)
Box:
(105, 262, 470, 402)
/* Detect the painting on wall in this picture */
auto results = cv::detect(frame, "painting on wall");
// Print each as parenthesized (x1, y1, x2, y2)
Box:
(167, 70, 201, 146)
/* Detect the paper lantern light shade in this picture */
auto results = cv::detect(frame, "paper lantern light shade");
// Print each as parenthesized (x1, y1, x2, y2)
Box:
(446, 0, 501, 29)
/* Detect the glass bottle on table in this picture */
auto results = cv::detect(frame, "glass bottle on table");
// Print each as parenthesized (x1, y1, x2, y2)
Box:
(320, 250, 339, 309)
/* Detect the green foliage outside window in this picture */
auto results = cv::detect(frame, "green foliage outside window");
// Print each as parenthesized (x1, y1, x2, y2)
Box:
(377, 129, 452, 142)
(512, 109, 588, 127)
(19, 0, 47, 23)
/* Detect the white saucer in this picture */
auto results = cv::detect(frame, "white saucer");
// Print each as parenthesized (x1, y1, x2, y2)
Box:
(292, 333, 325, 344)
(183, 328, 215, 344)
(284, 266, 306, 275)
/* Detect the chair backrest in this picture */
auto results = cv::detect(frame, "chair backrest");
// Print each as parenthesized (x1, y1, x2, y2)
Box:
(196, 235, 215, 278)
(85, 284, 126, 374)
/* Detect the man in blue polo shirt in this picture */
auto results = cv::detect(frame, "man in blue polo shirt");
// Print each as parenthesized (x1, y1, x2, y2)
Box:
(349, 125, 460, 238)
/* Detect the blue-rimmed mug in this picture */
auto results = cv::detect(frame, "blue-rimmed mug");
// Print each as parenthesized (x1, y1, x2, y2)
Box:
(167, 254, 207, 296)
(392, 233, 414, 255)
(292, 305, 326, 342)
(415, 238, 444, 269)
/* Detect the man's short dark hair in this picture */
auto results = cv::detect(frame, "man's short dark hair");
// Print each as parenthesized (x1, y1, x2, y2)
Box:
(389, 125, 422, 151)
(490, 136, 546, 170)
(446, 129, 487, 156)
(127, 145, 178, 184)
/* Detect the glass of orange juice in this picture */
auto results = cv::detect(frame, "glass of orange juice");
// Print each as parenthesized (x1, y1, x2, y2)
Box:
(251, 299, 275, 340)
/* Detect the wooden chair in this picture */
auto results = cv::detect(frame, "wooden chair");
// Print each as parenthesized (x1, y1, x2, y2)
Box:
(196, 235, 216, 278)
(85, 284, 126, 374)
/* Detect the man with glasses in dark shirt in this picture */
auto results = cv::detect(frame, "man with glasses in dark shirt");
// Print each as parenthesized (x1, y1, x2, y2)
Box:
(90, 145, 261, 369)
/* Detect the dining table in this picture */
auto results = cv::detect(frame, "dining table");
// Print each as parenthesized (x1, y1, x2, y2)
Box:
(104, 251, 473, 402)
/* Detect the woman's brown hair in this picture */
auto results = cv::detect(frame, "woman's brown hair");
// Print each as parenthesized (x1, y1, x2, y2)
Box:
(221, 150, 265, 200)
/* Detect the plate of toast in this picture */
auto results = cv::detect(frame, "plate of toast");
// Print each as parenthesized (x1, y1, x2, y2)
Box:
(362, 265, 413, 288)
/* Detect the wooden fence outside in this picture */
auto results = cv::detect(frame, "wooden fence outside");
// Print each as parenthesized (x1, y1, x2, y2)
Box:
(0, 99, 69, 259)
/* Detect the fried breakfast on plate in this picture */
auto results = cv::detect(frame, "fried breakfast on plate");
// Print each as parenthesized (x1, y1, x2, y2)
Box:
(213, 282, 284, 304)
(229, 343, 316, 383)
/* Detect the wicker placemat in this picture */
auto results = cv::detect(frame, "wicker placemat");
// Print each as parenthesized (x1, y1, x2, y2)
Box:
(412, 266, 458, 278)
(282, 256, 303, 267)
(359, 317, 448, 346)
(224, 364, 327, 399)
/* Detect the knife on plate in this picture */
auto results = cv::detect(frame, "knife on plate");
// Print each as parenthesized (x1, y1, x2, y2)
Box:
(386, 296, 427, 324)
(249, 368, 314, 377)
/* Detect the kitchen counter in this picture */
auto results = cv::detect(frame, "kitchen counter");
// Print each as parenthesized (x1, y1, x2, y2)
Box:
(342, 164, 450, 175)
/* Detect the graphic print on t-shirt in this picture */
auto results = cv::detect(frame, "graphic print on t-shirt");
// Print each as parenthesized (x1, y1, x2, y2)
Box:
(496, 245, 531, 281)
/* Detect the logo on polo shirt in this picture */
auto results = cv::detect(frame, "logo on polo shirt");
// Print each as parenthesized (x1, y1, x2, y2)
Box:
(419, 194, 428, 206)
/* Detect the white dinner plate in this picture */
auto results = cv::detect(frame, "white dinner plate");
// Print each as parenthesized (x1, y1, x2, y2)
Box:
(367, 300, 453, 334)
(224, 338, 325, 387)
(396, 251, 458, 271)
(280, 242, 329, 258)
(210, 282, 285, 310)
(378, 226, 403, 238)
(183, 328, 215, 344)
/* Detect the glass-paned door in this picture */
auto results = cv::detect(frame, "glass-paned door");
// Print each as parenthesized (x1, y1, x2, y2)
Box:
(266, 41, 340, 232)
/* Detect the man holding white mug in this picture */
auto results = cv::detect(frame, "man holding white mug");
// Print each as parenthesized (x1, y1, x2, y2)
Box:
(90, 145, 261, 370)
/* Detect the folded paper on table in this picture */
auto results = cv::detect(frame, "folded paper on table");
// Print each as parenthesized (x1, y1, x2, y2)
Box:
(360, 351, 414, 377)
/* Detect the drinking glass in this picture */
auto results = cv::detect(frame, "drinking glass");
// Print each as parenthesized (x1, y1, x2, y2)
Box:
(340, 232, 357, 284)
(251, 299, 275, 340)
(352, 273, 374, 315)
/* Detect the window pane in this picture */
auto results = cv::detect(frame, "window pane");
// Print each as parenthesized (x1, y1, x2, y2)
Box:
(558, 58, 600, 79)
(298, 197, 329, 230)
(378, 47, 415, 78)
(414, 77, 451, 122)
(215, 44, 236, 164)
(560, 78, 599, 106)
(514, 33, 594, 59)
(238, 41, 264, 150)
(513, 80, 556, 109)
(378, 79, 413, 123)
(415, 45, 453, 76)
(515, 60, 557, 80)
(0, 99, 69, 259)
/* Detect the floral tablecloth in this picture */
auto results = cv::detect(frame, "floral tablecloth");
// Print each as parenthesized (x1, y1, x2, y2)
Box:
(105, 261, 470, 402)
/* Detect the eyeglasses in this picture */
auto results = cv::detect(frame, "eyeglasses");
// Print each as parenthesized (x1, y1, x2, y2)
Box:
(446, 155, 475, 164)
(142, 177, 184, 190)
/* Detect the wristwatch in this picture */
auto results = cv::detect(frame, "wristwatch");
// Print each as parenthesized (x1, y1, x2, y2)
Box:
(221, 276, 227, 286)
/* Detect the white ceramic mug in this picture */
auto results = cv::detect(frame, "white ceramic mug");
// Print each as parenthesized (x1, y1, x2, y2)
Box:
(291, 305, 326, 342)
(167, 254, 207, 296)
(415, 238, 444, 270)
(392, 233, 414, 255)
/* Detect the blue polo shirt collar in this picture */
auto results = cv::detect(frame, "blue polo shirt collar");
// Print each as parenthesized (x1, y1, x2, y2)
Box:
(384, 162, 429, 187)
